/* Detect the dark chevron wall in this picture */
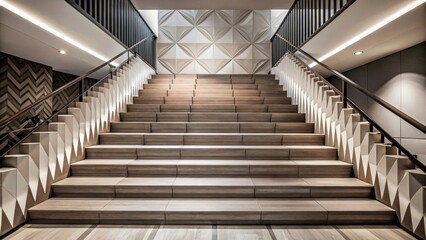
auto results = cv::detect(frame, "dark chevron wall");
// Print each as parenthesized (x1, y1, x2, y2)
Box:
(52, 71, 98, 114)
(0, 52, 98, 155)
(0, 52, 53, 153)
(52, 71, 79, 114)
(0, 52, 53, 122)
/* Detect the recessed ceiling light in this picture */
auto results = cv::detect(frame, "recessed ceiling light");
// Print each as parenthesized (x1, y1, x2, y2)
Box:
(354, 51, 364, 55)
(0, 0, 119, 67)
(309, 0, 426, 68)
(59, 50, 66, 55)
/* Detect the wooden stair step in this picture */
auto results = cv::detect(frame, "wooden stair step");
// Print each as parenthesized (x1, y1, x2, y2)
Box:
(174, 74, 197, 79)
(52, 177, 372, 198)
(133, 96, 291, 104)
(71, 159, 353, 177)
(28, 198, 395, 224)
(85, 145, 337, 160)
(146, 79, 279, 85)
(139, 93, 289, 98)
(119, 112, 305, 122)
(110, 122, 315, 133)
(139, 89, 288, 97)
(142, 84, 281, 90)
(99, 133, 325, 145)
(152, 74, 174, 79)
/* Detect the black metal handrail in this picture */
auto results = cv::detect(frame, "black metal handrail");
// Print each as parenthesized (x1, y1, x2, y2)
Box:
(0, 35, 153, 158)
(274, 33, 426, 172)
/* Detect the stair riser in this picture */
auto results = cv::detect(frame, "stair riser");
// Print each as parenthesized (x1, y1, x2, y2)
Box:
(28, 211, 395, 225)
(119, 113, 305, 123)
(133, 97, 292, 105)
(142, 84, 281, 90)
(146, 80, 278, 85)
(110, 123, 315, 133)
(139, 93, 287, 98)
(71, 165, 353, 178)
(139, 89, 286, 94)
(140, 89, 284, 93)
(99, 134, 325, 146)
(86, 148, 337, 160)
(127, 104, 299, 113)
(52, 186, 372, 198)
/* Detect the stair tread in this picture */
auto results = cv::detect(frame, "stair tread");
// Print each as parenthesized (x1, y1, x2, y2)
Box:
(29, 198, 393, 213)
(73, 159, 349, 166)
(86, 145, 336, 149)
(53, 177, 371, 188)
(100, 133, 322, 136)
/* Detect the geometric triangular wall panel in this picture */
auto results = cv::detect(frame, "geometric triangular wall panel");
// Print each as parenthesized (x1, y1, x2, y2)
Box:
(157, 10, 287, 74)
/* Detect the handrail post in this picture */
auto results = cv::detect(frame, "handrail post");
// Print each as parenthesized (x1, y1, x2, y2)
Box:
(79, 78, 85, 102)
(342, 79, 347, 108)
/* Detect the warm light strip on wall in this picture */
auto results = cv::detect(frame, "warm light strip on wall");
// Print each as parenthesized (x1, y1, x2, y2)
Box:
(309, 0, 426, 68)
(0, 0, 120, 67)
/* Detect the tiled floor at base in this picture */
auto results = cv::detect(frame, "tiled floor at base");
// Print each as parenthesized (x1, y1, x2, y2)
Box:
(4, 224, 416, 240)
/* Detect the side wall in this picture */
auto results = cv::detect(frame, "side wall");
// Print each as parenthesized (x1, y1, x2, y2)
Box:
(328, 42, 426, 161)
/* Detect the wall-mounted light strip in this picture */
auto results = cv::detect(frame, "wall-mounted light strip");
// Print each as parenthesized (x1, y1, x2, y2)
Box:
(0, 0, 120, 67)
(309, 0, 426, 68)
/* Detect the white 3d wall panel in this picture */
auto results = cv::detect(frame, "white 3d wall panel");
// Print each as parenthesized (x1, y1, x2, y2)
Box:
(157, 10, 287, 74)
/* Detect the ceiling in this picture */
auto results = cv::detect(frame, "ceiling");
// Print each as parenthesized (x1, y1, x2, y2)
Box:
(1, 0, 423, 78)
(299, 0, 426, 76)
(0, 0, 128, 78)
(131, 0, 294, 9)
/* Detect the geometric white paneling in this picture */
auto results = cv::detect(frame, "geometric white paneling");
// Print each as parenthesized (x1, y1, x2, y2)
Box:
(157, 10, 287, 74)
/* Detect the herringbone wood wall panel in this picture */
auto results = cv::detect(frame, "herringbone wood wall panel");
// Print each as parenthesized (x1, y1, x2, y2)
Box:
(0, 53, 52, 153)
(157, 10, 286, 74)
(52, 71, 98, 114)
(52, 71, 80, 114)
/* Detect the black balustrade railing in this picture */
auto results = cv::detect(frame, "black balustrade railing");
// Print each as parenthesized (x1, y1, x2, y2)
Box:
(271, 0, 356, 66)
(66, 0, 156, 69)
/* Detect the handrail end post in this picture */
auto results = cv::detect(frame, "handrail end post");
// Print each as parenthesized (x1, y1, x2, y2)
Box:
(342, 80, 347, 108)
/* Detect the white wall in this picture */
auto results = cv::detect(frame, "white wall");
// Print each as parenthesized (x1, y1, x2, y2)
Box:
(139, 10, 158, 36)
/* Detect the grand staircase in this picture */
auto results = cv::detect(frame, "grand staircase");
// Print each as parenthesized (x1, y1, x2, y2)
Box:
(28, 74, 395, 225)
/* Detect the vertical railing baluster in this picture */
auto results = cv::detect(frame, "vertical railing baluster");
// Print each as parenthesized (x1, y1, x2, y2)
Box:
(342, 80, 347, 108)
(334, 0, 337, 14)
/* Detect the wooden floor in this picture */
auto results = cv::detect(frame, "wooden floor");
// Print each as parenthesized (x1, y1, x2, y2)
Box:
(6, 224, 415, 240)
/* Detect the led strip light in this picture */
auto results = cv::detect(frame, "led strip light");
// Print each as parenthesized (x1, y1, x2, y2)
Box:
(309, 0, 426, 68)
(0, 0, 120, 67)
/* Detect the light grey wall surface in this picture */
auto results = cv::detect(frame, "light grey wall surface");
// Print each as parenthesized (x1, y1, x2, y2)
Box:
(328, 42, 426, 160)
(156, 10, 287, 74)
